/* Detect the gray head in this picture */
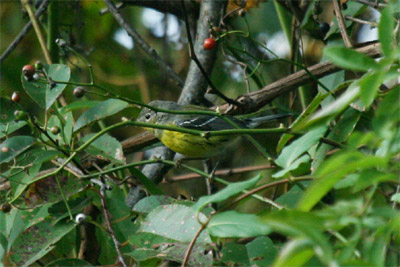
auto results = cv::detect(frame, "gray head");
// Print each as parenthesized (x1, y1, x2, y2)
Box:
(137, 100, 181, 124)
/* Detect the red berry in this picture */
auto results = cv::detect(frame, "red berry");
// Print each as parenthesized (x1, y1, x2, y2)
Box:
(22, 65, 35, 77)
(11, 92, 20, 103)
(203, 38, 216, 50)
(73, 87, 85, 98)
(1, 147, 9, 153)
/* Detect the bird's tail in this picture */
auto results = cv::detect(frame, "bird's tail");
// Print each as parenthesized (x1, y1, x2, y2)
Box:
(245, 113, 291, 128)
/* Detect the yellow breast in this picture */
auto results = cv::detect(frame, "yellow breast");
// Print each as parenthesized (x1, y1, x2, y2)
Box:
(159, 130, 234, 158)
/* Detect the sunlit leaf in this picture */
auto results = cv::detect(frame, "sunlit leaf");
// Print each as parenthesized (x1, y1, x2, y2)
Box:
(193, 175, 261, 212)
(74, 99, 129, 132)
(324, 47, 378, 72)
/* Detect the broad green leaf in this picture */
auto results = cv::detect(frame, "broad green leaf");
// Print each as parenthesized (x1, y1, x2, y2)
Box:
(272, 154, 310, 178)
(47, 259, 93, 266)
(207, 211, 271, 238)
(0, 136, 35, 163)
(9, 219, 76, 267)
(297, 152, 388, 212)
(139, 204, 211, 243)
(0, 98, 24, 123)
(45, 64, 71, 109)
(378, 6, 394, 57)
(128, 232, 212, 266)
(21, 64, 71, 109)
(128, 167, 163, 195)
(274, 125, 326, 177)
(278, 92, 329, 152)
(132, 195, 174, 214)
(0, 121, 27, 139)
(273, 239, 315, 267)
(360, 71, 383, 107)
(59, 100, 101, 114)
(246, 236, 277, 267)
(221, 243, 249, 266)
(352, 170, 397, 192)
(275, 183, 306, 208)
(312, 108, 361, 170)
(324, 47, 378, 72)
(302, 81, 360, 129)
(80, 133, 125, 163)
(262, 210, 332, 264)
(391, 193, 400, 203)
(74, 99, 128, 131)
(373, 86, 400, 140)
(193, 175, 261, 212)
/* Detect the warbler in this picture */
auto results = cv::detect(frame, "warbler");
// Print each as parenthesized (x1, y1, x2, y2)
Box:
(137, 100, 289, 158)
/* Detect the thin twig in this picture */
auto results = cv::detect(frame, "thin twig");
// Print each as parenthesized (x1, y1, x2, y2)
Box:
(0, 0, 49, 63)
(345, 15, 378, 27)
(21, 0, 52, 63)
(353, 0, 387, 8)
(181, 223, 207, 267)
(166, 164, 275, 182)
(98, 187, 128, 267)
(227, 176, 313, 209)
(103, 0, 184, 88)
(332, 0, 353, 48)
(180, 0, 241, 106)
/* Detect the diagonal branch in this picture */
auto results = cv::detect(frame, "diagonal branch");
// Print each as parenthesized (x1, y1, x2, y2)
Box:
(332, 0, 353, 48)
(103, 0, 184, 88)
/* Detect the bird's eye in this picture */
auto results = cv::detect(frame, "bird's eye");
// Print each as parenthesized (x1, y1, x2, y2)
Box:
(144, 113, 152, 121)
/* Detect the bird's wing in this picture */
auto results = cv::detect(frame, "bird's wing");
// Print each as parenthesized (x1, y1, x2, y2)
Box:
(175, 116, 247, 131)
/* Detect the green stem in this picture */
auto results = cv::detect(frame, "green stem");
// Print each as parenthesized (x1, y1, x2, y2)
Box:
(55, 176, 73, 220)
(273, 0, 293, 43)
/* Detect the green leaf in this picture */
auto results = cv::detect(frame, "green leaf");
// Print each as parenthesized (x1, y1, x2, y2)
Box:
(360, 71, 383, 107)
(0, 121, 27, 139)
(297, 152, 388, 212)
(278, 92, 329, 152)
(262, 210, 332, 264)
(246, 236, 277, 266)
(323, 47, 378, 72)
(128, 232, 212, 266)
(0, 136, 35, 163)
(302, 81, 360, 129)
(59, 100, 101, 114)
(139, 204, 211, 243)
(378, 6, 394, 57)
(391, 193, 400, 203)
(80, 133, 125, 163)
(273, 239, 315, 267)
(373, 86, 400, 140)
(21, 64, 71, 109)
(132, 195, 175, 214)
(221, 243, 250, 265)
(275, 184, 306, 208)
(0, 98, 24, 123)
(128, 168, 163, 195)
(273, 125, 327, 178)
(312, 108, 361, 170)
(193, 175, 261, 212)
(207, 211, 271, 238)
(9, 219, 76, 267)
(352, 169, 396, 192)
(74, 99, 128, 132)
(45, 64, 71, 109)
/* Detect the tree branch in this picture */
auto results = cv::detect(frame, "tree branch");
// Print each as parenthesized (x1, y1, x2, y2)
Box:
(0, 0, 50, 64)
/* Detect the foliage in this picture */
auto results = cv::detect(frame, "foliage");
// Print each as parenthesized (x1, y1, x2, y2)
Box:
(0, 0, 399, 266)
